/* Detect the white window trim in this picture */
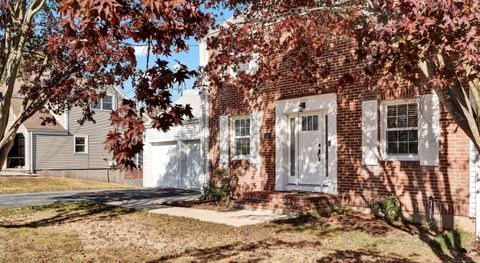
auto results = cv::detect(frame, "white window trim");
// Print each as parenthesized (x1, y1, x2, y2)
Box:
(73, 135, 89, 154)
(380, 98, 420, 161)
(92, 94, 115, 111)
(231, 115, 251, 160)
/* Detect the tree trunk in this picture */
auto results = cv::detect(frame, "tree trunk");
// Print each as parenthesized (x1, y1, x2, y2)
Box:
(0, 127, 18, 172)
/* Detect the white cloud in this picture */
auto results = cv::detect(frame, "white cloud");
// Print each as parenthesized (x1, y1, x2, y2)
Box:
(133, 45, 149, 56)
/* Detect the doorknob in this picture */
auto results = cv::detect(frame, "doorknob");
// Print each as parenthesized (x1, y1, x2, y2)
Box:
(317, 148, 321, 161)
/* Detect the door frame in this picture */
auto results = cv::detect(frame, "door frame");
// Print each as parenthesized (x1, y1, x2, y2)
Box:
(275, 93, 338, 194)
(287, 111, 327, 186)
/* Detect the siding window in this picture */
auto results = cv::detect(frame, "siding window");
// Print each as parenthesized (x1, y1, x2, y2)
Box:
(232, 117, 251, 158)
(91, 95, 114, 110)
(385, 103, 418, 155)
(74, 136, 88, 153)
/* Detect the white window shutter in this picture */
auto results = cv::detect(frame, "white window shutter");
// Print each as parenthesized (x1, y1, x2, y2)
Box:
(219, 115, 229, 167)
(362, 100, 379, 165)
(250, 112, 260, 164)
(419, 93, 440, 166)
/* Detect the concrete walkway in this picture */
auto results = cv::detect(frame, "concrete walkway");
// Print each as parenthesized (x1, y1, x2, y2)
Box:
(149, 206, 293, 227)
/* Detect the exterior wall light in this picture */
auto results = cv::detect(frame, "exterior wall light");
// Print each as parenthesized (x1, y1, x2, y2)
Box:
(298, 102, 306, 112)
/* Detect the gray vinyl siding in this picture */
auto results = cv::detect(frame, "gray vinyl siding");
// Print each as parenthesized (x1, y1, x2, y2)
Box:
(34, 134, 88, 169)
(33, 87, 123, 171)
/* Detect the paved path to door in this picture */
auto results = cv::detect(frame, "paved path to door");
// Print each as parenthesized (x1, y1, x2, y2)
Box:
(0, 188, 200, 209)
(0, 188, 292, 226)
(149, 206, 293, 227)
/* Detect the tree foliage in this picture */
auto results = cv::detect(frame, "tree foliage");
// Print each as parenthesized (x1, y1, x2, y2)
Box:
(0, 0, 217, 169)
(206, 0, 480, 150)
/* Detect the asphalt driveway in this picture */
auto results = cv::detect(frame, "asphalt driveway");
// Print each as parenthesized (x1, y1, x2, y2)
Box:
(0, 188, 201, 210)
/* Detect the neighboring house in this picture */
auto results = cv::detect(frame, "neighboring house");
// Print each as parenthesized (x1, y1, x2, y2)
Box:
(143, 92, 209, 189)
(2, 84, 142, 186)
(200, 33, 479, 233)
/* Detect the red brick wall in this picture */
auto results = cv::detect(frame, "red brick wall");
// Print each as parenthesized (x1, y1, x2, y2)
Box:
(208, 41, 471, 217)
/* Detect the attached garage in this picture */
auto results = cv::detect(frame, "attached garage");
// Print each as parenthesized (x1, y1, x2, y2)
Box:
(143, 93, 208, 189)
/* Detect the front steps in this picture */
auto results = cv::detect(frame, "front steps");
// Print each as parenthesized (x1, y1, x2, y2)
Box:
(235, 191, 339, 213)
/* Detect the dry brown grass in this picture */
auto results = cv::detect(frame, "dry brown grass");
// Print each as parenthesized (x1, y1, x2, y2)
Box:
(0, 176, 131, 194)
(0, 202, 477, 262)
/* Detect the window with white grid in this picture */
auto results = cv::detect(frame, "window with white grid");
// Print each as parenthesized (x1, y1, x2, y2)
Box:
(386, 103, 419, 155)
(232, 117, 251, 158)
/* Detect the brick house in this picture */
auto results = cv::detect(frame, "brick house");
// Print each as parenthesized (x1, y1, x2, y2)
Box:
(199, 36, 479, 233)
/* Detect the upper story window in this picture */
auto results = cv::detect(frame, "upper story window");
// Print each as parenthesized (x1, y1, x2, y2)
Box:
(74, 136, 88, 153)
(386, 103, 418, 155)
(232, 116, 251, 158)
(91, 95, 114, 110)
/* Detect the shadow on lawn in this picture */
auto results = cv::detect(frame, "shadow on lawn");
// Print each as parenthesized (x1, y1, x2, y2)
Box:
(271, 211, 476, 263)
(146, 239, 415, 263)
(0, 202, 136, 228)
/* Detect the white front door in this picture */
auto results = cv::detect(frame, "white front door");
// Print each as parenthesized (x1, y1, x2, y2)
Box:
(288, 111, 327, 186)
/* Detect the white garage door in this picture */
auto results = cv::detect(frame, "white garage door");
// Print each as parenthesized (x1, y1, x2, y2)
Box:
(150, 140, 202, 189)
(181, 141, 202, 189)
(151, 142, 179, 188)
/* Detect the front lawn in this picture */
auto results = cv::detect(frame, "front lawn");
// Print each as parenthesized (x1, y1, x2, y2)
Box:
(0, 176, 131, 194)
(0, 202, 476, 262)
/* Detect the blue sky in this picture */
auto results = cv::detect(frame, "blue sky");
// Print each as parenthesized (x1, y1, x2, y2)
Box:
(123, 8, 234, 102)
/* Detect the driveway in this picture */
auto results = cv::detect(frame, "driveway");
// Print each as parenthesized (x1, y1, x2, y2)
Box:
(0, 188, 201, 210)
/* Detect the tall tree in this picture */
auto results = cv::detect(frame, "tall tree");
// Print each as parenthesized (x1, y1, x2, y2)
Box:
(0, 0, 216, 170)
(206, 0, 480, 151)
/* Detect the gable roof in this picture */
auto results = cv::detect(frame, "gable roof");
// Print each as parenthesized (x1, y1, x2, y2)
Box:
(9, 98, 65, 131)
(1, 81, 65, 131)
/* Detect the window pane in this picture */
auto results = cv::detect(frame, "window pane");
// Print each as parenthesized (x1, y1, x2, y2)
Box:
(103, 95, 113, 103)
(407, 104, 418, 127)
(398, 142, 409, 153)
(397, 104, 408, 127)
(408, 130, 418, 141)
(398, 131, 409, 141)
(387, 105, 397, 118)
(245, 119, 250, 136)
(102, 95, 113, 110)
(235, 120, 241, 135)
(235, 138, 250, 156)
(302, 117, 307, 131)
(409, 142, 418, 154)
(387, 131, 398, 142)
(387, 117, 397, 128)
(75, 146, 85, 153)
(312, 116, 318, 130)
(387, 142, 398, 154)
(75, 137, 85, 145)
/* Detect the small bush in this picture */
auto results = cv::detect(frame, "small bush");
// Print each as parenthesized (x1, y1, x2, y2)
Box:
(332, 206, 347, 215)
(429, 228, 470, 256)
(202, 168, 239, 207)
(372, 194, 400, 223)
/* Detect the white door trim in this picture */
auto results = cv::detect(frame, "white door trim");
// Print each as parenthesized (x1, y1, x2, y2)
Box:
(275, 93, 338, 194)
